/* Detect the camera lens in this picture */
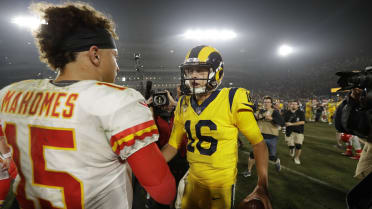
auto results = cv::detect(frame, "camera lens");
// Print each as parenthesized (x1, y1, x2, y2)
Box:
(157, 96, 164, 104)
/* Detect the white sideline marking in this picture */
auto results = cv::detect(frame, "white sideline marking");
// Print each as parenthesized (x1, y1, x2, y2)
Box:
(240, 151, 347, 193)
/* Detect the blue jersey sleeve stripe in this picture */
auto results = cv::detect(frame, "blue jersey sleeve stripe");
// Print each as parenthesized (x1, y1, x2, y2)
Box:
(179, 95, 185, 114)
(228, 87, 238, 112)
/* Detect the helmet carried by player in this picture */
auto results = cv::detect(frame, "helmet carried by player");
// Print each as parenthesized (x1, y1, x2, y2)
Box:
(180, 45, 224, 95)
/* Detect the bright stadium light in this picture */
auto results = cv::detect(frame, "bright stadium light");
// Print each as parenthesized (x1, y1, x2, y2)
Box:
(278, 44, 294, 57)
(11, 16, 45, 30)
(182, 29, 237, 41)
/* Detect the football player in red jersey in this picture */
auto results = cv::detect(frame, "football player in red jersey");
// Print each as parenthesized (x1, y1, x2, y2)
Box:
(0, 123, 17, 208)
(340, 133, 363, 160)
(0, 2, 175, 208)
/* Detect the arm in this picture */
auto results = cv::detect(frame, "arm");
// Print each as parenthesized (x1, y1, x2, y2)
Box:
(236, 110, 269, 187)
(127, 143, 176, 205)
(145, 97, 155, 118)
(106, 89, 176, 204)
(252, 140, 269, 188)
(161, 143, 178, 162)
(334, 99, 348, 133)
(286, 121, 305, 126)
(0, 135, 10, 155)
(264, 112, 273, 121)
(285, 110, 305, 126)
(232, 88, 271, 207)
(165, 90, 177, 107)
(292, 110, 306, 126)
(161, 98, 186, 162)
(237, 110, 272, 208)
(255, 110, 265, 120)
(0, 130, 12, 170)
(272, 110, 285, 127)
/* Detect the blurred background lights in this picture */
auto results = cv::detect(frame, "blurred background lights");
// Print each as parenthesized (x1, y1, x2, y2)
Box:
(11, 16, 45, 30)
(183, 29, 237, 41)
(278, 44, 294, 57)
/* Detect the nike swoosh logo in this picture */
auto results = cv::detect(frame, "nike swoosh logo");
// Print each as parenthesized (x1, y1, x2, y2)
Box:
(212, 197, 221, 200)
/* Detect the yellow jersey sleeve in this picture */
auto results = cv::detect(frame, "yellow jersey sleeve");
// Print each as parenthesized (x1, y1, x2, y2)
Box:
(232, 88, 263, 145)
(168, 96, 187, 149)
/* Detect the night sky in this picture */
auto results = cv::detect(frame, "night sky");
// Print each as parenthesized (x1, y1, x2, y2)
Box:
(0, 0, 371, 89)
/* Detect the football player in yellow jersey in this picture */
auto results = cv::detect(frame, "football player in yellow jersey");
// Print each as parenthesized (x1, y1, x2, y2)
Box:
(161, 45, 272, 209)
(305, 100, 312, 122)
(327, 99, 336, 124)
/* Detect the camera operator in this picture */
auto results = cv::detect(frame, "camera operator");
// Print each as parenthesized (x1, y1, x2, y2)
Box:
(145, 90, 189, 209)
(334, 83, 372, 208)
(149, 90, 178, 149)
(244, 96, 284, 177)
(335, 88, 372, 178)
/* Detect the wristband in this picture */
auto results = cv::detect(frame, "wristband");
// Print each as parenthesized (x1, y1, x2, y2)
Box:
(3, 151, 12, 159)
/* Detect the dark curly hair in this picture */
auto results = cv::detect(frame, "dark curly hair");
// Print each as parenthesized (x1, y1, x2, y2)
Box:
(30, 2, 118, 71)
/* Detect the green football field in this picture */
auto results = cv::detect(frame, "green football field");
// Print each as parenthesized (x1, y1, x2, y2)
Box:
(3, 123, 361, 209)
(235, 122, 361, 209)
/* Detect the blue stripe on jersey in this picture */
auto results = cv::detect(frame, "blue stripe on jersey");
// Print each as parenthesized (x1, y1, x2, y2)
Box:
(179, 95, 185, 114)
(228, 87, 238, 112)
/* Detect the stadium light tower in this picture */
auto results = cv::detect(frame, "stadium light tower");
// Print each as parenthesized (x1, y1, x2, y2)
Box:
(277, 44, 294, 57)
(11, 16, 45, 30)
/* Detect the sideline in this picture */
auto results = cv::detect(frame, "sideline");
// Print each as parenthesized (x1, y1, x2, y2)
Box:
(240, 151, 347, 193)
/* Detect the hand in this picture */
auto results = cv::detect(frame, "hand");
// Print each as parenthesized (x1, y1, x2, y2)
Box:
(265, 115, 273, 121)
(146, 97, 153, 105)
(285, 122, 292, 126)
(242, 185, 272, 209)
(350, 88, 363, 100)
(256, 113, 264, 120)
(164, 90, 177, 107)
(1, 157, 11, 171)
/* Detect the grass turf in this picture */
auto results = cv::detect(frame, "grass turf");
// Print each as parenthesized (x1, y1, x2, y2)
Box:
(236, 122, 361, 209)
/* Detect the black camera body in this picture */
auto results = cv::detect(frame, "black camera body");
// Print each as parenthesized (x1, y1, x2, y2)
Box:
(336, 66, 372, 91)
(335, 66, 372, 142)
(152, 92, 169, 107)
(336, 67, 372, 110)
(336, 66, 372, 209)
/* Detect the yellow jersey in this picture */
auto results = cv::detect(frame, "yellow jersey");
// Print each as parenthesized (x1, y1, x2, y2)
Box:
(168, 88, 263, 187)
(328, 102, 336, 113)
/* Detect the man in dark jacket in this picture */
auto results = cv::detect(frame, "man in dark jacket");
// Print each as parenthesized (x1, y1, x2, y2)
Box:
(284, 100, 305, 165)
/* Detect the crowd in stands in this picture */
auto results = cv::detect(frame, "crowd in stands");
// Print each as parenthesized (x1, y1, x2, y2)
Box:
(242, 56, 372, 100)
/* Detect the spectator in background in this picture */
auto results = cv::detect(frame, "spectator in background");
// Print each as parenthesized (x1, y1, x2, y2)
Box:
(327, 99, 337, 125)
(315, 103, 324, 122)
(244, 96, 284, 177)
(284, 101, 306, 165)
(305, 99, 312, 122)
(273, 98, 283, 115)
